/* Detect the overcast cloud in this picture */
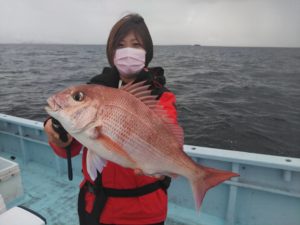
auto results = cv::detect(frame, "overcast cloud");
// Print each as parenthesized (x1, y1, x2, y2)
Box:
(0, 0, 299, 47)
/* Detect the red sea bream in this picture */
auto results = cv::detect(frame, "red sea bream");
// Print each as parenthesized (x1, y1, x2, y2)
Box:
(45, 82, 238, 210)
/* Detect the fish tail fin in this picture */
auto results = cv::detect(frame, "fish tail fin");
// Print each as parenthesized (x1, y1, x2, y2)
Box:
(190, 166, 239, 211)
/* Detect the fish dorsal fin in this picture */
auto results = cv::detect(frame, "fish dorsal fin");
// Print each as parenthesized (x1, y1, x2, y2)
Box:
(120, 81, 149, 92)
(121, 81, 184, 146)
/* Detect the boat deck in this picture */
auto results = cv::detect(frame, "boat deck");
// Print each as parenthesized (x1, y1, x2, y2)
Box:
(1, 151, 81, 225)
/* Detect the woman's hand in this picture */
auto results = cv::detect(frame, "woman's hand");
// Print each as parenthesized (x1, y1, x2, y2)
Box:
(44, 119, 73, 148)
(133, 168, 165, 180)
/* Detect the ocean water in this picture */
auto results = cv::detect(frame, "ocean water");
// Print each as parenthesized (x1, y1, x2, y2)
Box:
(0, 44, 299, 157)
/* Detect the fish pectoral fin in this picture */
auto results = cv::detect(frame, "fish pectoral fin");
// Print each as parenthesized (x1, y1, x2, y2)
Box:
(98, 134, 136, 167)
(87, 126, 102, 139)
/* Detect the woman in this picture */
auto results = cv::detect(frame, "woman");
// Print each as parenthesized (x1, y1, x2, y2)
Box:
(44, 14, 178, 225)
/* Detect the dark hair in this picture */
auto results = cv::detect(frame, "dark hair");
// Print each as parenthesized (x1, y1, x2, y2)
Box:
(106, 14, 153, 67)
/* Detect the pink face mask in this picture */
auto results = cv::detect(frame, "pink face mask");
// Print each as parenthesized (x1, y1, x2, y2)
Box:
(114, 47, 146, 78)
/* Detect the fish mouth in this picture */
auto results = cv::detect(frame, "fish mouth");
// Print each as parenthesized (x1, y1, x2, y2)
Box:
(45, 97, 62, 113)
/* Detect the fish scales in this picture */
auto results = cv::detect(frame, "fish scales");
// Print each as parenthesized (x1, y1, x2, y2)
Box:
(100, 104, 178, 172)
(101, 98, 179, 153)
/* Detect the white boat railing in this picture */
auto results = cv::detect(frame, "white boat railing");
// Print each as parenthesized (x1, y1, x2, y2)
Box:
(1, 113, 299, 168)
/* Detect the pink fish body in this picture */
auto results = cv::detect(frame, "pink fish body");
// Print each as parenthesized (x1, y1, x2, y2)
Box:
(45, 82, 238, 210)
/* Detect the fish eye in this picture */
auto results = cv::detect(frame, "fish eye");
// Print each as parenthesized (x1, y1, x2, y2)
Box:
(72, 92, 84, 102)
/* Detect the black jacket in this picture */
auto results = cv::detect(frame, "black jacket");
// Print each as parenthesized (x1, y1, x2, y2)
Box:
(88, 67, 169, 98)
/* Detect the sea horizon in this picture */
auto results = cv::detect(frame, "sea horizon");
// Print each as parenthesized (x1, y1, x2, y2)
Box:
(0, 42, 299, 49)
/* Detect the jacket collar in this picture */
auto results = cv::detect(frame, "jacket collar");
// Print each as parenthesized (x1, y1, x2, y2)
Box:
(89, 66, 166, 89)
(109, 66, 165, 87)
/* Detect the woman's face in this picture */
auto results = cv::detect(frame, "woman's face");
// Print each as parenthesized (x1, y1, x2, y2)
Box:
(113, 31, 146, 83)
(117, 31, 144, 50)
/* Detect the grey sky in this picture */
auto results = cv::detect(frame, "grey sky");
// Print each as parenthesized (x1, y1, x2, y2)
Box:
(0, 0, 299, 47)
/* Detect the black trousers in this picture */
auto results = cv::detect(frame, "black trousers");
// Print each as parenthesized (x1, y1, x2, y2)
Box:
(78, 187, 164, 225)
